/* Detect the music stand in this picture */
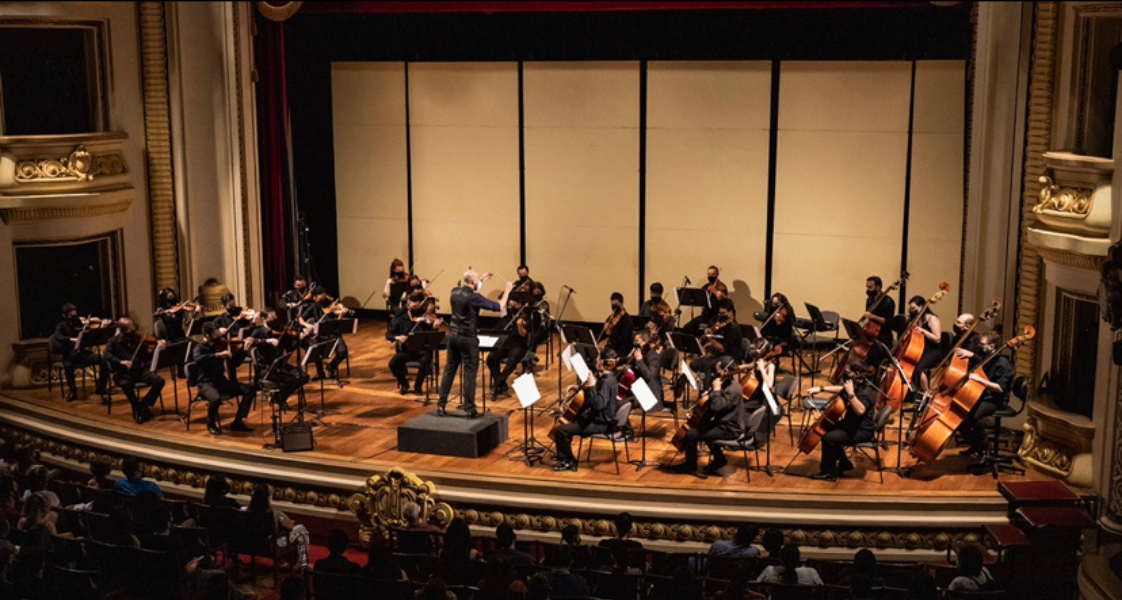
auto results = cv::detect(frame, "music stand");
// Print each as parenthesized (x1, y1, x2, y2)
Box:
(507, 373, 548, 466)
(555, 325, 598, 406)
(628, 377, 662, 471)
(668, 332, 704, 409)
(403, 330, 446, 405)
(314, 318, 357, 386)
(302, 340, 336, 421)
(476, 331, 508, 414)
(259, 353, 296, 450)
(388, 281, 411, 310)
(676, 287, 711, 326)
(150, 341, 189, 422)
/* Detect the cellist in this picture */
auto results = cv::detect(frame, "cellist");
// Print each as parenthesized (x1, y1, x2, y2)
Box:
(552, 350, 621, 473)
(955, 331, 1013, 459)
(665, 356, 743, 476)
(805, 359, 878, 482)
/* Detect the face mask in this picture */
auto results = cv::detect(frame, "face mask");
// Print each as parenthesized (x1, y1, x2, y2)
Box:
(612, 305, 621, 313)
(953, 325, 964, 336)
(707, 276, 717, 284)
(227, 306, 241, 316)
(867, 290, 877, 298)
(475, 280, 483, 291)
(319, 298, 332, 307)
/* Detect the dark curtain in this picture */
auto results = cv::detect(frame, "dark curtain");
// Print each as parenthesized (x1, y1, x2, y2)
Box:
(254, 14, 293, 305)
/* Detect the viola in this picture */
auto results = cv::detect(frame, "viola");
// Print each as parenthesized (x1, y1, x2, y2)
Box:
(600, 308, 626, 344)
(213, 337, 246, 353)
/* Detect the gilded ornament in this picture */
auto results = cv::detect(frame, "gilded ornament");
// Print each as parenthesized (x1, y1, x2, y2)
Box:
(541, 516, 557, 530)
(649, 523, 666, 538)
(12, 145, 127, 183)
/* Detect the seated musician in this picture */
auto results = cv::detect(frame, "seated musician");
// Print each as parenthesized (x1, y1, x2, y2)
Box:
(212, 293, 252, 380)
(299, 287, 353, 381)
(689, 301, 745, 389)
(630, 330, 664, 411)
(639, 282, 663, 318)
(666, 356, 743, 476)
(487, 293, 532, 397)
(641, 283, 675, 339)
(49, 303, 110, 401)
(603, 293, 635, 359)
(527, 281, 551, 350)
(514, 264, 534, 293)
(805, 359, 878, 481)
(153, 288, 195, 342)
(282, 276, 311, 323)
(956, 331, 1014, 459)
(192, 322, 256, 435)
(388, 293, 442, 396)
(248, 310, 309, 410)
(759, 293, 794, 357)
(552, 350, 621, 473)
(742, 338, 799, 412)
(104, 317, 166, 424)
(906, 295, 943, 392)
(950, 313, 980, 355)
(682, 266, 728, 336)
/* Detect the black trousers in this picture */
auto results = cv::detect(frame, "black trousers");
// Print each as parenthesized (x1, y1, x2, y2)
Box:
(439, 334, 480, 411)
(486, 343, 526, 388)
(820, 427, 873, 474)
(114, 371, 165, 411)
(199, 379, 254, 422)
(960, 399, 1001, 452)
(553, 417, 611, 463)
(64, 351, 109, 394)
(309, 336, 348, 378)
(683, 422, 739, 467)
(390, 351, 430, 388)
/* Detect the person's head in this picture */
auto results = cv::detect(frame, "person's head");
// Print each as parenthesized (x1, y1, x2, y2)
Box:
(598, 348, 619, 371)
(249, 483, 272, 513)
(734, 523, 759, 547)
(89, 457, 112, 483)
(157, 288, 178, 307)
(957, 545, 984, 576)
(845, 358, 874, 382)
(707, 266, 719, 284)
(531, 281, 546, 299)
(610, 292, 624, 312)
(403, 501, 423, 525)
(462, 270, 482, 290)
(517, 265, 529, 279)
(202, 321, 222, 342)
(507, 295, 522, 311)
(954, 313, 975, 335)
(527, 572, 551, 600)
(866, 276, 883, 296)
(716, 356, 736, 379)
(390, 258, 406, 279)
(116, 317, 137, 336)
(327, 528, 349, 556)
(22, 491, 51, 525)
(717, 303, 735, 322)
(409, 275, 423, 290)
(443, 518, 472, 556)
(614, 512, 633, 538)
(293, 276, 307, 290)
(62, 303, 78, 319)
(780, 545, 802, 584)
(496, 522, 516, 549)
(762, 528, 784, 555)
(770, 293, 789, 309)
(312, 286, 329, 304)
(979, 331, 1002, 356)
(222, 293, 239, 312)
(907, 295, 927, 316)
(204, 475, 231, 504)
(634, 329, 651, 349)
(279, 575, 305, 600)
(121, 456, 143, 480)
(649, 282, 663, 299)
(560, 523, 581, 545)
(854, 548, 877, 573)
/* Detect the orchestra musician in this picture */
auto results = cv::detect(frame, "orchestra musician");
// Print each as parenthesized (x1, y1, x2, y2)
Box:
(640, 282, 675, 338)
(950, 313, 981, 356)
(665, 356, 743, 476)
(299, 287, 353, 382)
(192, 321, 256, 435)
(437, 270, 513, 418)
(383, 258, 409, 304)
(488, 293, 536, 397)
(905, 295, 943, 392)
(629, 330, 664, 411)
(282, 276, 312, 323)
(863, 276, 896, 365)
(104, 317, 166, 424)
(153, 288, 195, 343)
(682, 266, 728, 336)
(759, 293, 794, 358)
(527, 281, 551, 352)
(602, 293, 635, 359)
(639, 282, 663, 318)
(514, 264, 534, 292)
(805, 359, 878, 482)
(248, 309, 309, 411)
(552, 350, 621, 472)
(49, 303, 110, 401)
(689, 301, 744, 389)
(388, 292, 442, 396)
(955, 331, 1014, 460)
(213, 293, 253, 380)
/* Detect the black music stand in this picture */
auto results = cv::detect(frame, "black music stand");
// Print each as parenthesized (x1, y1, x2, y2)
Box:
(314, 318, 357, 386)
(259, 353, 297, 450)
(302, 340, 336, 421)
(150, 340, 189, 422)
(668, 332, 704, 408)
(388, 281, 411, 310)
(475, 330, 509, 414)
(402, 330, 445, 405)
(676, 287, 711, 325)
(627, 378, 662, 472)
(507, 374, 548, 466)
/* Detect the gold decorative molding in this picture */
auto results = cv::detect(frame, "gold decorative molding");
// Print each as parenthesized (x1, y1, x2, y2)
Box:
(1019, 419, 1074, 477)
(1034, 175, 1093, 217)
(1036, 247, 1107, 271)
(137, 2, 180, 296)
(348, 467, 454, 546)
(256, 1, 303, 22)
(13, 145, 128, 184)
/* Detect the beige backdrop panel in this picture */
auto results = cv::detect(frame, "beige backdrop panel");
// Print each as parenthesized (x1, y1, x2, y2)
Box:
(409, 63, 521, 309)
(646, 61, 771, 319)
(908, 61, 965, 319)
(774, 62, 911, 321)
(524, 62, 639, 322)
(332, 63, 409, 306)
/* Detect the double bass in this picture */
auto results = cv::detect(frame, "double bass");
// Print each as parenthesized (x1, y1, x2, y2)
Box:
(878, 282, 951, 413)
(909, 327, 1035, 464)
(830, 273, 908, 383)
(920, 299, 1003, 417)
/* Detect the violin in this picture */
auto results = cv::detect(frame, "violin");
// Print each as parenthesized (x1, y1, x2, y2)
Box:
(79, 316, 113, 330)
(167, 298, 199, 313)
(702, 318, 731, 354)
(213, 337, 246, 353)
(600, 308, 626, 344)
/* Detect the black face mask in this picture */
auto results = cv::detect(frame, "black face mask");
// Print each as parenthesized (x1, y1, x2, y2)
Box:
(866, 289, 878, 299)
(978, 346, 994, 358)
(612, 305, 621, 313)
(953, 325, 965, 336)
(319, 298, 332, 307)
(69, 315, 83, 327)
(227, 306, 242, 316)
(707, 276, 717, 285)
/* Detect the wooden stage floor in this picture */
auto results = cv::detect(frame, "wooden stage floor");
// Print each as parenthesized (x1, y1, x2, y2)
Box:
(1, 319, 1047, 505)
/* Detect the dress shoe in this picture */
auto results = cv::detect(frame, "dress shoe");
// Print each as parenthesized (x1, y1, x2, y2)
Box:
(811, 471, 837, 482)
(707, 458, 730, 474)
(412, 385, 424, 396)
(436, 405, 447, 417)
(464, 409, 482, 419)
(312, 373, 327, 382)
(959, 446, 984, 458)
(664, 462, 697, 474)
(838, 459, 855, 473)
(208, 421, 223, 436)
(66, 391, 79, 402)
(328, 367, 340, 380)
(399, 384, 411, 396)
(133, 410, 146, 424)
(229, 420, 254, 433)
(552, 460, 577, 472)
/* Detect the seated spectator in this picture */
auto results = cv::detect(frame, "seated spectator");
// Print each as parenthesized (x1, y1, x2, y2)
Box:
(0, 475, 19, 529)
(96, 505, 141, 547)
(476, 555, 527, 600)
(87, 457, 115, 489)
(947, 545, 996, 592)
(203, 475, 240, 508)
(719, 561, 767, 600)
(548, 546, 589, 597)
(398, 501, 441, 555)
(756, 545, 823, 586)
(560, 523, 581, 546)
(761, 528, 784, 557)
(133, 492, 173, 550)
(404, 501, 441, 533)
(113, 456, 163, 498)
(362, 538, 407, 581)
(440, 517, 480, 585)
(839, 548, 886, 588)
(906, 573, 940, 600)
(598, 511, 642, 553)
(709, 523, 761, 558)
(19, 465, 59, 507)
(315, 528, 360, 574)
(419, 576, 459, 600)
(246, 483, 309, 569)
(9, 524, 51, 600)
(17, 492, 57, 535)
(492, 522, 532, 566)
(527, 572, 551, 600)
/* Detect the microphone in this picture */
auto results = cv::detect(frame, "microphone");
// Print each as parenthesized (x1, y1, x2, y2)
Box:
(684, 276, 692, 286)
(564, 285, 577, 294)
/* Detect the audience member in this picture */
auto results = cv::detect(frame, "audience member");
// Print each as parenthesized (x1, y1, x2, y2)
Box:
(840, 548, 886, 588)
(87, 457, 114, 489)
(440, 517, 480, 585)
(548, 545, 590, 597)
(756, 545, 823, 586)
(362, 538, 407, 581)
(133, 491, 173, 550)
(761, 528, 784, 557)
(492, 522, 532, 566)
(709, 523, 761, 558)
(17, 492, 57, 535)
(560, 523, 581, 545)
(404, 501, 441, 532)
(0, 475, 19, 529)
(476, 554, 528, 600)
(315, 528, 360, 574)
(947, 545, 996, 592)
(203, 475, 240, 508)
(719, 561, 767, 600)
(19, 465, 59, 507)
(599, 511, 643, 552)
(527, 572, 551, 600)
(9, 524, 51, 600)
(113, 456, 163, 498)
(247, 483, 309, 569)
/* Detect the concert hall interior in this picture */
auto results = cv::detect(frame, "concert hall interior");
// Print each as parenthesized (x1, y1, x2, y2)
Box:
(0, 2, 1121, 598)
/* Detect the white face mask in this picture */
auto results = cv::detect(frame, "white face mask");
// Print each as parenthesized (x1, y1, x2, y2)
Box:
(475, 280, 483, 291)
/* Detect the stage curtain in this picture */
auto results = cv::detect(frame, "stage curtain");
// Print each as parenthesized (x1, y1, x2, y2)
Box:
(254, 16, 292, 302)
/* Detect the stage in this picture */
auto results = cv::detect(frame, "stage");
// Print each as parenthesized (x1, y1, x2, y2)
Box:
(0, 319, 1055, 558)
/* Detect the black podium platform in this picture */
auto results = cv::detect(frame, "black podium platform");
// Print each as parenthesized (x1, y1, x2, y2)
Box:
(397, 412, 509, 458)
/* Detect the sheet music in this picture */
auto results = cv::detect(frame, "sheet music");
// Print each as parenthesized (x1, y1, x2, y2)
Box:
(631, 377, 658, 412)
(680, 360, 699, 390)
(561, 344, 575, 372)
(512, 373, 541, 408)
(572, 353, 591, 384)
(478, 335, 500, 349)
(762, 384, 781, 417)
(149, 345, 163, 373)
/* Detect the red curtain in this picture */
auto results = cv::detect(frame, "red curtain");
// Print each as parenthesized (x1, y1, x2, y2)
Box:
(254, 14, 292, 305)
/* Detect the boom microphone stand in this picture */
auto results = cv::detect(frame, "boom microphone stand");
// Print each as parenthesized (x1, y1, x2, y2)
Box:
(876, 340, 916, 478)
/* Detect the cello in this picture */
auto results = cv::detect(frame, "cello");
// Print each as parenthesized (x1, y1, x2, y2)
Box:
(878, 283, 951, 413)
(909, 327, 1035, 464)
(795, 362, 876, 456)
(830, 273, 908, 383)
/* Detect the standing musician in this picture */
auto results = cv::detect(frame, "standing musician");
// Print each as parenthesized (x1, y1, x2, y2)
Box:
(552, 350, 621, 472)
(682, 267, 729, 336)
(49, 303, 110, 401)
(955, 331, 1014, 459)
(437, 270, 513, 418)
(629, 330, 664, 411)
(805, 359, 878, 481)
(689, 301, 745, 389)
(383, 258, 409, 304)
(666, 356, 743, 475)
(104, 317, 166, 424)
(863, 276, 897, 366)
(192, 321, 256, 435)
(640, 282, 675, 338)
(488, 293, 536, 397)
(388, 292, 443, 396)
(759, 293, 794, 358)
(950, 313, 981, 356)
(904, 295, 943, 392)
(282, 276, 312, 323)
(154, 288, 195, 343)
(639, 282, 664, 318)
(514, 265, 534, 293)
(299, 287, 353, 381)
(248, 310, 309, 411)
(601, 293, 635, 359)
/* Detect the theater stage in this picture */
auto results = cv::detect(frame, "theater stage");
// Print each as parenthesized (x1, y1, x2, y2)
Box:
(0, 319, 1053, 558)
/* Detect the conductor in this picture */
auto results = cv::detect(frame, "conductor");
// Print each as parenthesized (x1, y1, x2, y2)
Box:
(437, 269, 513, 418)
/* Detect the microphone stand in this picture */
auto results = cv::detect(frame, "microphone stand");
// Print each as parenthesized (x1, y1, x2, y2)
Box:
(875, 340, 917, 478)
(551, 286, 576, 407)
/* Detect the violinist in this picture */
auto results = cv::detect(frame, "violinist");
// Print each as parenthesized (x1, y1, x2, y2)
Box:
(682, 266, 728, 336)
(49, 303, 110, 401)
(527, 281, 552, 350)
(805, 359, 878, 481)
(104, 318, 166, 424)
(629, 330, 664, 411)
(153, 288, 195, 343)
(282, 276, 312, 323)
(904, 295, 943, 392)
(212, 294, 252, 381)
(602, 293, 635, 359)
(665, 356, 743, 476)
(299, 287, 353, 382)
(192, 321, 256, 435)
(514, 264, 534, 293)
(689, 301, 744, 389)
(488, 293, 535, 397)
(552, 350, 621, 473)
(438, 270, 513, 418)
(388, 293, 442, 396)
(955, 331, 1013, 459)
(640, 282, 675, 338)
(248, 309, 309, 411)
(383, 258, 409, 305)
(760, 293, 794, 357)
(741, 339, 777, 412)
